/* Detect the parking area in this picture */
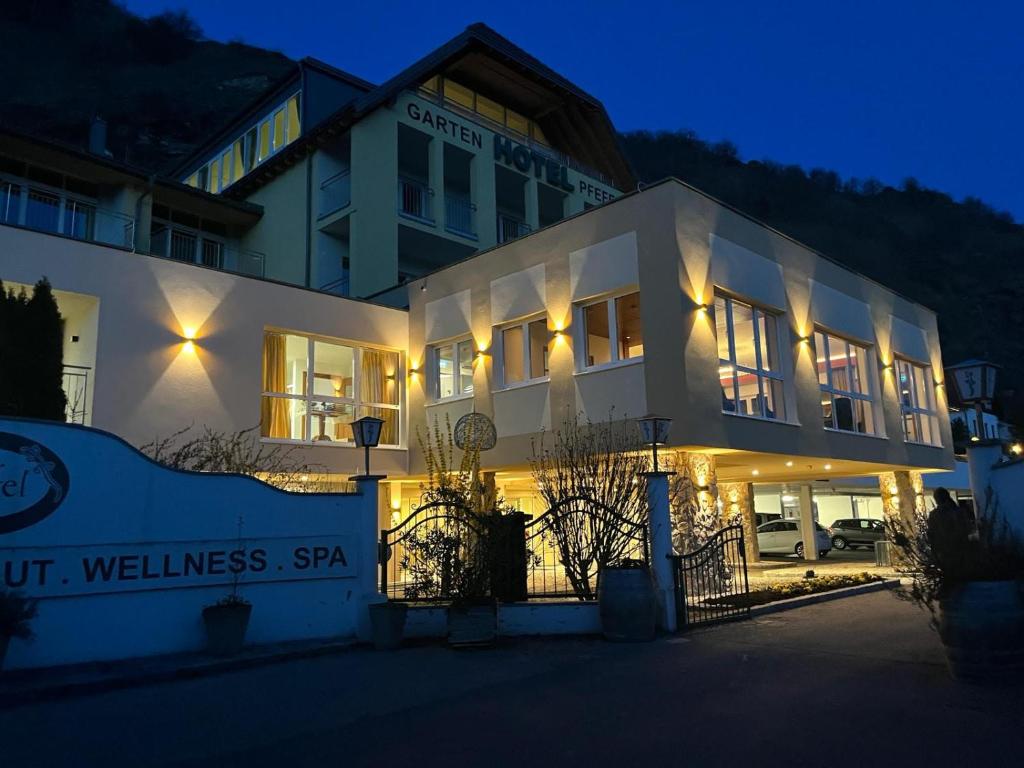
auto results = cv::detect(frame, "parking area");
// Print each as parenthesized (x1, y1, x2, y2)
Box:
(748, 547, 898, 585)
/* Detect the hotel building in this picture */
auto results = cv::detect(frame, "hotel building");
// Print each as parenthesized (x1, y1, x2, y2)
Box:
(0, 24, 954, 561)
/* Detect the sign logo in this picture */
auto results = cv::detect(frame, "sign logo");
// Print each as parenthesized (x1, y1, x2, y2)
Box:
(0, 433, 69, 534)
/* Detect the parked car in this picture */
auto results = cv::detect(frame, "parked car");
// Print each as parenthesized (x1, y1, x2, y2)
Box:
(755, 512, 783, 527)
(827, 518, 885, 550)
(756, 519, 831, 558)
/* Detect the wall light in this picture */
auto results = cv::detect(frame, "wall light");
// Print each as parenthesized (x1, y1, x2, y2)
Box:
(823, 463, 832, 471)
(696, 302, 709, 313)
(751, 469, 760, 477)
(181, 327, 197, 352)
(785, 460, 794, 467)
(1011, 443, 1023, 456)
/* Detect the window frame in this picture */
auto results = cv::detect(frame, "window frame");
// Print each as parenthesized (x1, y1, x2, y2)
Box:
(429, 336, 475, 403)
(260, 331, 402, 448)
(896, 357, 942, 446)
(575, 290, 643, 373)
(495, 314, 550, 390)
(814, 329, 880, 436)
(715, 291, 787, 422)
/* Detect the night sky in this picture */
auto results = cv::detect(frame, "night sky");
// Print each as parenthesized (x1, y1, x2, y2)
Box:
(124, 0, 1024, 218)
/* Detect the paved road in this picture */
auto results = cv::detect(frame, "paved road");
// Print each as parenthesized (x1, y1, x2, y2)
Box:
(2, 591, 1022, 767)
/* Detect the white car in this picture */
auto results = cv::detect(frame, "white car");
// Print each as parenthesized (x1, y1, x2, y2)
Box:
(756, 519, 832, 558)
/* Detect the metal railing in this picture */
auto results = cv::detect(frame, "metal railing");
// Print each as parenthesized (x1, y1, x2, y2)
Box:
(318, 169, 351, 218)
(62, 364, 90, 425)
(397, 177, 434, 223)
(497, 214, 531, 244)
(671, 525, 751, 629)
(150, 223, 265, 277)
(1, 179, 135, 249)
(319, 274, 350, 296)
(444, 195, 476, 238)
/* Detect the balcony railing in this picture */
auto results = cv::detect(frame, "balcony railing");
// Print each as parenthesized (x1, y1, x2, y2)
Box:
(497, 214, 531, 244)
(2, 179, 135, 249)
(150, 222, 265, 278)
(398, 178, 434, 223)
(318, 169, 351, 218)
(445, 195, 477, 238)
(62, 364, 90, 425)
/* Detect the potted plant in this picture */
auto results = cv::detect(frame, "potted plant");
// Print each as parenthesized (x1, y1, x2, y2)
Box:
(0, 590, 38, 671)
(202, 592, 252, 657)
(598, 558, 656, 642)
(887, 501, 1024, 682)
(368, 599, 409, 650)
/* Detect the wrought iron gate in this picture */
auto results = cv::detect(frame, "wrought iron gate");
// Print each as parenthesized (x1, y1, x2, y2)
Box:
(671, 525, 751, 628)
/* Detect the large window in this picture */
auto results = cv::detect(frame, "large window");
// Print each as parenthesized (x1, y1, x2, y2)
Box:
(431, 338, 474, 400)
(185, 93, 301, 193)
(579, 291, 643, 370)
(260, 331, 400, 446)
(814, 331, 878, 435)
(420, 76, 550, 146)
(716, 293, 785, 420)
(498, 317, 549, 387)
(897, 358, 941, 445)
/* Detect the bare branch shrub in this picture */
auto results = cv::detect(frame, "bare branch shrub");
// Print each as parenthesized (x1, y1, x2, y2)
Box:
(140, 424, 331, 491)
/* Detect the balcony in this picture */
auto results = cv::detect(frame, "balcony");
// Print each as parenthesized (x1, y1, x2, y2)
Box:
(1, 179, 135, 249)
(150, 221, 265, 278)
(444, 195, 477, 239)
(318, 169, 351, 219)
(397, 178, 434, 224)
(497, 214, 531, 244)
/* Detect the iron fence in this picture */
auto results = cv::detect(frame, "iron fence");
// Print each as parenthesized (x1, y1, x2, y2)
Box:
(671, 525, 751, 628)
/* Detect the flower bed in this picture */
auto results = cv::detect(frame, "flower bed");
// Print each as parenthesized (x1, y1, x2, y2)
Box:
(706, 572, 885, 609)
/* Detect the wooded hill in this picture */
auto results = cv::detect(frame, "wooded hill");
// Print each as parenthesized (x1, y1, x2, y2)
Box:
(3, 2, 1021, 418)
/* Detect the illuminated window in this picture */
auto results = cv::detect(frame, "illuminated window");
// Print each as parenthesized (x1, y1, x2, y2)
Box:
(286, 94, 301, 144)
(578, 291, 643, 370)
(499, 317, 549, 387)
(443, 79, 475, 110)
(475, 94, 505, 124)
(814, 331, 877, 435)
(897, 358, 940, 445)
(431, 338, 474, 400)
(232, 139, 244, 181)
(259, 120, 271, 161)
(716, 293, 785, 420)
(184, 173, 198, 188)
(506, 109, 529, 136)
(244, 127, 257, 171)
(420, 75, 440, 94)
(272, 108, 286, 151)
(208, 158, 220, 193)
(220, 150, 232, 189)
(261, 331, 400, 445)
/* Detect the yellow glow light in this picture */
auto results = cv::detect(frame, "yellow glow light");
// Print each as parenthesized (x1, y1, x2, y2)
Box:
(751, 469, 760, 477)
(970, 436, 980, 442)
(824, 463, 832, 471)
(785, 460, 794, 467)
(390, 497, 402, 510)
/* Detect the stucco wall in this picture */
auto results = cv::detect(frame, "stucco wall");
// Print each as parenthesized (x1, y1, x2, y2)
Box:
(0, 227, 409, 476)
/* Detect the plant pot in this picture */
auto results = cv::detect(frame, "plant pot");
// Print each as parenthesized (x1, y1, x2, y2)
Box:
(201, 603, 252, 657)
(447, 600, 497, 647)
(0, 635, 9, 672)
(939, 580, 1024, 682)
(598, 565, 656, 642)
(368, 602, 408, 650)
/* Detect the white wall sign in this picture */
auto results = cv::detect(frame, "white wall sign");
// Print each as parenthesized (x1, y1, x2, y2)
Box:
(0, 535, 356, 598)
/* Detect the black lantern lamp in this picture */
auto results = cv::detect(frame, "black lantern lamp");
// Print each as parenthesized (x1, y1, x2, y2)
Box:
(637, 414, 673, 473)
(351, 415, 384, 477)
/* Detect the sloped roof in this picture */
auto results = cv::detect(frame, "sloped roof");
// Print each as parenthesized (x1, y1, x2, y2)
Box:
(224, 23, 635, 198)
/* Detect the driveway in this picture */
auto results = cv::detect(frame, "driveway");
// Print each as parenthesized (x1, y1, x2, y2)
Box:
(1, 591, 1021, 767)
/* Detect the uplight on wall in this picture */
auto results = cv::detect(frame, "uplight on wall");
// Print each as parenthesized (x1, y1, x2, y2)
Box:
(181, 326, 197, 352)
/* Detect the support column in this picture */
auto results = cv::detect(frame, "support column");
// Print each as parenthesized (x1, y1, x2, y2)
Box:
(473, 154, 497, 250)
(720, 482, 760, 563)
(667, 451, 719, 553)
(524, 177, 539, 233)
(429, 136, 445, 232)
(351, 474, 386, 640)
(879, 470, 925, 530)
(645, 471, 677, 633)
(798, 484, 819, 561)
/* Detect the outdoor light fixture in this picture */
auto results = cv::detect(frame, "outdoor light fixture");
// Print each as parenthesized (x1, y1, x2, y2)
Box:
(1011, 443, 1023, 456)
(351, 415, 384, 477)
(696, 302, 709, 313)
(785, 460, 794, 467)
(751, 469, 760, 477)
(824, 463, 832, 471)
(636, 413, 672, 472)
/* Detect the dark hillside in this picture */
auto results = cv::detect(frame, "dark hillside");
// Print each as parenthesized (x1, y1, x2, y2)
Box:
(0, 1, 293, 171)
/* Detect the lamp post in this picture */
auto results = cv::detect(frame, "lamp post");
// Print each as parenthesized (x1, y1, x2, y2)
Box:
(637, 414, 673, 473)
(351, 415, 384, 477)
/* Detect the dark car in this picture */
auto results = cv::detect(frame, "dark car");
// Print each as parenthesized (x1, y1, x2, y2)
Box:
(828, 518, 885, 550)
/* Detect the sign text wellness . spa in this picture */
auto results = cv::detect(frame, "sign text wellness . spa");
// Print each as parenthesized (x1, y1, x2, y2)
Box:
(405, 101, 616, 203)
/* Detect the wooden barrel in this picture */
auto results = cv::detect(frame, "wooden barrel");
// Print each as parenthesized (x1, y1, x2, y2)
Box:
(939, 580, 1024, 682)
(598, 566, 656, 642)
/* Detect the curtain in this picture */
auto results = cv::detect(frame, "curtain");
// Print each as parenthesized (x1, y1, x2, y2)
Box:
(361, 349, 398, 445)
(261, 333, 289, 438)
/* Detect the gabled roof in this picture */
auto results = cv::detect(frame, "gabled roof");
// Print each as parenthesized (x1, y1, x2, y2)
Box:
(225, 23, 635, 199)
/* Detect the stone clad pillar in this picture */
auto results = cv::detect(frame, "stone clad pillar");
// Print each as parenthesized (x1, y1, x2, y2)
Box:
(798, 484, 819, 561)
(667, 452, 719, 554)
(645, 471, 677, 632)
(719, 482, 760, 563)
(879, 470, 925, 530)
(351, 474, 385, 640)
